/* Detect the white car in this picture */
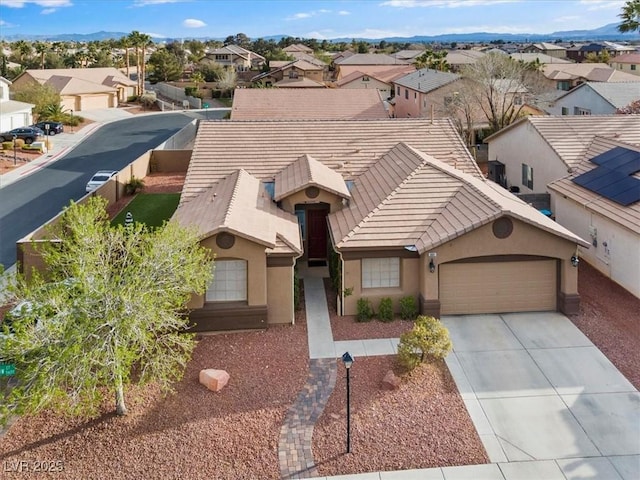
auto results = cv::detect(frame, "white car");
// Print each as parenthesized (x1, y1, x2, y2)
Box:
(86, 170, 118, 193)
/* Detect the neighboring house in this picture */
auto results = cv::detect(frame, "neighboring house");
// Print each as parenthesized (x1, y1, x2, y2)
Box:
(445, 49, 486, 72)
(251, 59, 325, 87)
(549, 82, 640, 115)
(391, 50, 425, 62)
(336, 65, 416, 100)
(548, 137, 640, 297)
(542, 63, 639, 91)
(11, 67, 137, 112)
(282, 44, 314, 54)
(202, 45, 265, 72)
(333, 53, 409, 79)
(522, 42, 567, 59)
(611, 53, 640, 77)
(173, 118, 587, 331)
(509, 53, 572, 65)
(566, 42, 636, 63)
(0, 76, 34, 131)
(484, 114, 640, 210)
(391, 68, 461, 118)
(230, 89, 389, 120)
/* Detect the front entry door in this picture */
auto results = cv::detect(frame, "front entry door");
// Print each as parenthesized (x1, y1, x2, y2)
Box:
(306, 208, 329, 260)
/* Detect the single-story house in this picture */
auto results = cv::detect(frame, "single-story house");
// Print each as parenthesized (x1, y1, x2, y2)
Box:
(0, 76, 34, 131)
(548, 137, 640, 297)
(173, 118, 588, 331)
(230, 89, 389, 120)
(11, 67, 138, 112)
(549, 81, 640, 116)
(251, 59, 325, 88)
(522, 42, 567, 59)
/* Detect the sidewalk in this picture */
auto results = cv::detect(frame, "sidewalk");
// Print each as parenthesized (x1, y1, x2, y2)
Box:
(0, 122, 103, 189)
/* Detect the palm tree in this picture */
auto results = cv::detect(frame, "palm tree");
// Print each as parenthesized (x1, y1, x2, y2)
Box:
(618, 0, 640, 33)
(34, 41, 48, 70)
(128, 31, 152, 95)
(12, 40, 32, 64)
(138, 33, 152, 95)
(119, 36, 132, 79)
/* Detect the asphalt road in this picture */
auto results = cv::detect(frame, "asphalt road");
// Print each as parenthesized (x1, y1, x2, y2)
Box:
(0, 111, 227, 270)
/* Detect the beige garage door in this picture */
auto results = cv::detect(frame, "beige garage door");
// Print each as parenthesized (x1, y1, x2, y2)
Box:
(81, 94, 111, 111)
(440, 260, 557, 315)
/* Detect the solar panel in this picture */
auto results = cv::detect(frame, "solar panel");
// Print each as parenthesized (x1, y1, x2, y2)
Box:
(572, 147, 640, 206)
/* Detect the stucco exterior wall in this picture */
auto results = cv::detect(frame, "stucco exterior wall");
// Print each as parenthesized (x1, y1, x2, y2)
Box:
(548, 87, 616, 115)
(340, 217, 581, 316)
(196, 234, 268, 308)
(280, 189, 344, 214)
(267, 265, 295, 324)
(487, 123, 570, 205)
(552, 194, 639, 298)
(342, 257, 420, 315)
(393, 81, 462, 119)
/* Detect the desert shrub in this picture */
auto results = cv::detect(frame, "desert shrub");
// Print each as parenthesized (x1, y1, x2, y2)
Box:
(397, 315, 452, 371)
(2, 141, 13, 150)
(356, 298, 374, 322)
(125, 176, 145, 195)
(399, 296, 418, 320)
(13, 139, 25, 148)
(377, 297, 393, 322)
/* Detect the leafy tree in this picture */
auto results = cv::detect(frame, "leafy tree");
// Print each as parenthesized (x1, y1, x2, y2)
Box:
(397, 316, 452, 371)
(617, 99, 640, 113)
(414, 49, 449, 71)
(224, 33, 250, 48)
(12, 81, 61, 119)
(197, 61, 226, 82)
(584, 50, 611, 63)
(0, 196, 212, 423)
(147, 48, 183, 83)
(618, 0, 640, 33)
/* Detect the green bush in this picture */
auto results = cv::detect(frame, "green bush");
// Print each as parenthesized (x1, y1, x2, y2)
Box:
(377, 297, 393, 322)
(399, 296, 418, 320)
(293, 268, 301, 311)
(356, 298, 374, 322)
(127, 95, 139, 103)
(397, 315, 452, 371)
(2, 141, 13, 150)
(125, 176, 145, 195)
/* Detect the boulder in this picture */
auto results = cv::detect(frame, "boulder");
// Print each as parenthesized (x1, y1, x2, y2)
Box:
(199, 369, 230, 392)
(382, 370, 401, 390)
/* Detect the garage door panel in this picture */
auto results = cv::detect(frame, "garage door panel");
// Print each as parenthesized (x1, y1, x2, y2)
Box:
(440, 260, 556, 315)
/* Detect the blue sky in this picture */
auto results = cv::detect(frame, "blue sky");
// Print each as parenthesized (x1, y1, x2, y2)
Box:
(0, 0, 629, 39)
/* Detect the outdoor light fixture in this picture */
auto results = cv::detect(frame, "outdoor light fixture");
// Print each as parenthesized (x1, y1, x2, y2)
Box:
(571, 255, 579, 267)
(341, 351, 354, 454)
(429, 259, 436, 273)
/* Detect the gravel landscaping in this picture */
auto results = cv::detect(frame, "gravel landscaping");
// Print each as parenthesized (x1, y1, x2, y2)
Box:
(1, 172, 638, 479)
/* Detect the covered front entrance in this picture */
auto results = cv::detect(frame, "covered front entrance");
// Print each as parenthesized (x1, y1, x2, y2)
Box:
(305, 206, 329, 260)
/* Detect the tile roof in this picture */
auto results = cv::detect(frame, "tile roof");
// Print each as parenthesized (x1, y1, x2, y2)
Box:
(392, 68, 460, 93)
(336, 65, 416, 83)
(274, 154, 351, 201)
(231, 88, 388, 121)
(548, 137, 640, 235)
(577, 82, 640, 109)
(173, 169, 302, 254)
(184, 118, 481, 202)
(328, 143, 588, 251)
(445, 50, 486, 65)
(509, 53, 571, 64)
(612, 53, 640, 64)
(48, 75, 114, 95)
(273, 77, 327, 88)
(283, 44, 314, 53)
(286, 52, 327, 67)
(485, 115, 640, 170)
(528, 42, 567, 51)
(23, 67, 135, 88)
(335, 53, 410, 66)
(542, 63, 639, 83)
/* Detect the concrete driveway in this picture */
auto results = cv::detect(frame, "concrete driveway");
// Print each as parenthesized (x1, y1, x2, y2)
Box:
(442, 312, 639, 480)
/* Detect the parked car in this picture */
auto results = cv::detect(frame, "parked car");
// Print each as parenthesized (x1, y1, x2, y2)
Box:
(86, 170, 118, 192)
(31, 121, 64, 135)
(0, 127, 44, 144)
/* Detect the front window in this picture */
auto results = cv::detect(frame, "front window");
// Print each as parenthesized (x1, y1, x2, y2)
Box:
(631, 64, 637, 71)
(362, 257, 400, 289)
(574, 107, 591, 115)
(521, 163, 533, 190)
(206, 260, 247, 302)
(561, 107, 568, 115)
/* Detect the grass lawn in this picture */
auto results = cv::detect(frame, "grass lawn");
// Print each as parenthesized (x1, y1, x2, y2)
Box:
(111, 193, 180, 228)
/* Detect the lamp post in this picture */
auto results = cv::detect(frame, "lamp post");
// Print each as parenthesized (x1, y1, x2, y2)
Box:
(12, 134, 17, 165)
(341, 351, 354, 454)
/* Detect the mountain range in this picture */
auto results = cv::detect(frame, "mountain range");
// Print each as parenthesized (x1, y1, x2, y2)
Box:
(0, 23, 636, 43)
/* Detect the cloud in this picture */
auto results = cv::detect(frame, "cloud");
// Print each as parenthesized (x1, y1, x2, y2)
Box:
(381, 0, 519, 7)
(338, 10, 350, 15)
(553, 15, 581, 23)
(41, 7, 56, 14)
(183, 18, 206, 28)
(286, 8, 336, 20)
(1, 0, 72, 7)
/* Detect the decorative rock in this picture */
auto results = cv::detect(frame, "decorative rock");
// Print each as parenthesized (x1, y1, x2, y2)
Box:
(382, 370, 401, 390)
(199, 369, 230, 392)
